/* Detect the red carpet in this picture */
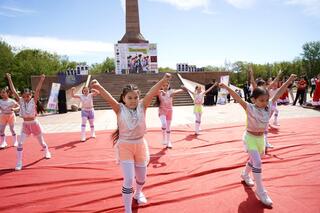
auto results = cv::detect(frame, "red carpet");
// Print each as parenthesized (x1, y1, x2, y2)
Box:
(0, 117, 320, 213)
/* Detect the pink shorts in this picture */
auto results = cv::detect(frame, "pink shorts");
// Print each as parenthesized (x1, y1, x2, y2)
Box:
(159, 108, 173, 121)
(116, 139, 149, 166)
(22, 120, 43, 136)
(0, 113, 16, 125)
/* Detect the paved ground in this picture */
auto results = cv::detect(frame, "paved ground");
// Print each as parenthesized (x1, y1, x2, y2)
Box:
(4, 103, 320, 135)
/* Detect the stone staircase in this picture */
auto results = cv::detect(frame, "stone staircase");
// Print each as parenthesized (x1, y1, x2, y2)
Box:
(91, 73, 194, 110)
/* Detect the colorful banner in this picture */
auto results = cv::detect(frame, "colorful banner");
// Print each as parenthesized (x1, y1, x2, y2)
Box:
(114, 43, 158, 74)
(218, 75, 230, 105)
(47, 83, 61, 110)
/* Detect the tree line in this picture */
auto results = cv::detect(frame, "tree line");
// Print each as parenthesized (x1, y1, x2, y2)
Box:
(1, 39, 319, 90)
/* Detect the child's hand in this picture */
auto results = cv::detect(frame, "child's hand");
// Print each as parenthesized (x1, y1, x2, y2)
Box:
(6, 73, 11, 79)
(163, 73, 171, 82)
(40, 74, 46, 80)
(219, 83, 227, 88)
(90, 79, 100, 89)
(289, 74, 297, 80)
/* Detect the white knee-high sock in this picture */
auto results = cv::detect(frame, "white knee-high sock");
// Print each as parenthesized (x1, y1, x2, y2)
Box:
(89, 119, 95, 137)
(243, 161, 253, 175)
(36, 134, 48, 150)
(273, 111, 279, 124)
(81, 117, 87, 140)
(159, 115, 167, 144)
(195, 113, 202, 133)
(166, 120, 172, 143)
(249, 151, 265, 193)
(135, 166, 147, 195)
(121, 162, 135, 213)
(16, 133, 27, 165)
(17, 146, 23, 164)
(253, 171, 265, 193)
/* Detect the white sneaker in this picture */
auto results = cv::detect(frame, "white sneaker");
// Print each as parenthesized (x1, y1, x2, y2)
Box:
(45, 149, 51, 159)
(134, 192, 148, 204)
(265, 142, 274, 148)
(166, 141, 173, 149)
(91, 132, 96, 138)
(15, 161, 22, 171)
(81, 136, 86, 142)
(162, 139, 167, 145)
(241, 172, 254, 187)
(0, 141, 8, 149)
(255, 190, 273, 206)
(13, 140, 18, 147)
(273, 121, 280, 126)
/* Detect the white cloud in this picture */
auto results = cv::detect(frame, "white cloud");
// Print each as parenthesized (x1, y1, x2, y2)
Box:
(0, 34, 114, 56)
(224, 0, 256, 9)
(0, 5, 36, 17)
(285, 0, 320, 16)
(120, 0, 125, 12)
(148, 0, 210, 10)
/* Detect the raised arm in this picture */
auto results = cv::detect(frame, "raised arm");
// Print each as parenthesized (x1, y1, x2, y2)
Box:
(267, 69, 282, 90)
(249, 65, 257, 90)
(143, 73, 171, 108)
(11, 102, 20, 112)
(181, 85, 195, 95)
(219, 83, 247, 110)
(71, 87, 81, 99)
(90, 88, 100, 96)
(6, 73, 20, 101)
(90, 79, 120, 114)
(171, 88, 185, 96)
(34, 74, 45, 103)
(204, 82, 218, 95)
(272, 74, 296, 103)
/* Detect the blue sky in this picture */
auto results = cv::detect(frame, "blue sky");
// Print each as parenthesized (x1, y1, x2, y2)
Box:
(0, 0, 319, 68)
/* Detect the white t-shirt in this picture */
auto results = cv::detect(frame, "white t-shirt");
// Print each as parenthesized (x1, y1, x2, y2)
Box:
(0, 98, 17, 114)
(118, 102, 146, 142)
(19, 97, 36, 118)
(79, 93, 93, 110)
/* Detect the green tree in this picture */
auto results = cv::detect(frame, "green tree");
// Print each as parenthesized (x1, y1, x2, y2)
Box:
(12, 49, 63, 89)
(0, 40, 14, 88)
(159, 67, 175, 73)
(90, 57, 115, 74)
(301, 41, 320, 77)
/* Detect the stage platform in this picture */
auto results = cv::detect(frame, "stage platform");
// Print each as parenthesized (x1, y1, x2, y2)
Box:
(1, 115, 319, 212)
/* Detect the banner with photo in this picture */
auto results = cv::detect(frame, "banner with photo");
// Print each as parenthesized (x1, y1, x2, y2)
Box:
(47, 83, 61, 110)
(114, 43, 158, 74)
(218, 75, 230, 105)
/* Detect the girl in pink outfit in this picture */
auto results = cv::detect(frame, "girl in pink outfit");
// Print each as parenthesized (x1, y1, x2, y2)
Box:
(220, 74, 296, 207)
(71, 86, 99, 142)
(6, 73, 51, 171)
(0, 87, 20, 148)
(157, 82, 184, 148)
(91, 73, 171, 213)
